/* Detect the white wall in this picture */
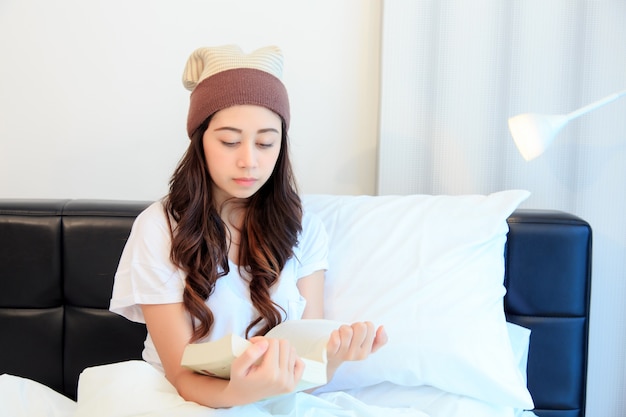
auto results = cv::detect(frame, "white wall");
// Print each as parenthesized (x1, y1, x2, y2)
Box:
(0, 0, 381, 200)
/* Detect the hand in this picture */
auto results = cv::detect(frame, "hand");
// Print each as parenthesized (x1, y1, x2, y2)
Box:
(325, 322, 388, 379)
(223, 337, 305, 404)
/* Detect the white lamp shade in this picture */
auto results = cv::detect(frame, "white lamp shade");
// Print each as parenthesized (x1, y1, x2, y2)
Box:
(508, 113, 568, 161)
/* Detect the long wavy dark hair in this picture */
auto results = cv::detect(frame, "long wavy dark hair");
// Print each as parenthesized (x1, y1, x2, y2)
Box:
(164, 115, 302, 342)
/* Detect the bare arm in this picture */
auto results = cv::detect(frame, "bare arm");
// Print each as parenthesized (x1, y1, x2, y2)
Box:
(296, 269, 325, 319)
(141, 303, 304, 408)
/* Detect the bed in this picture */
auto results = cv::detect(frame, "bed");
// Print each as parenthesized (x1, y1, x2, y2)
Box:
(0, 191, 591, 417)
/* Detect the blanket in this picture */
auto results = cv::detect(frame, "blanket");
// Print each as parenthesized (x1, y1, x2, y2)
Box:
(0, 361, 535, 417)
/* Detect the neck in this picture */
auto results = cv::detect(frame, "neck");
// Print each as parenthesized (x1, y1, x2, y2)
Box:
(217, 199, 248, 265)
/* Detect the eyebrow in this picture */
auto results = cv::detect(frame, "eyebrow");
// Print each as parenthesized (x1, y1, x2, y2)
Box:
(212, 126, 280, 134)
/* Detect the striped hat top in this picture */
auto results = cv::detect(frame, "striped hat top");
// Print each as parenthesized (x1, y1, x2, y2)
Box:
(182, 45, 290, 138)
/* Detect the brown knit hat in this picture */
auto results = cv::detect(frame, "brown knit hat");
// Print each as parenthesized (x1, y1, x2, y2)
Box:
(182, 45, 290, 138)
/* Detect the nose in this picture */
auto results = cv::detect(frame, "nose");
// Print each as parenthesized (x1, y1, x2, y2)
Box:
(237, 142, 258, 168)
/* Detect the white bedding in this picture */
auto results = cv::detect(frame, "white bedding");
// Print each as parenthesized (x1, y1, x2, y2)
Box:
(0, 361, 536, 417)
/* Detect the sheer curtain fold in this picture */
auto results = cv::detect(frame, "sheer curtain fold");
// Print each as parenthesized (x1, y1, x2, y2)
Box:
(377, 1, 626, 416)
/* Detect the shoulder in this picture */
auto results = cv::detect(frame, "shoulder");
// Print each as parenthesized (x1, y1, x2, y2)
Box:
(130, 200, 171, 238)
(135, 200, 169, 227)
(301, 208, 327, 238)
(289, 207, 329, 277)
(296, 207, 329, 254)
(121, 200, 174, 259)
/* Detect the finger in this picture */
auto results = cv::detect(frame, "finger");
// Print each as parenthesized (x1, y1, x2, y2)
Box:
(286, 343, 301, 386)
(261, 338, 280, 370)
(248, 336, 266, 344)
(326, 329, 342, 356)
(273, 340, 299, 391)
(347, 322, 367, 355)
(278, 339, 293, 371)
(349, 322, 376, 359)
(293, 356, 305, 382)
(358, 322, 376, 348)
(361, 321, 377, 352)
(371, 325, 389, 353)
(336, 325, 354, 356)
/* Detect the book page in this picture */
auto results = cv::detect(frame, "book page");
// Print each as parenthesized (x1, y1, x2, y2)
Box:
(181, 334, 251, 379)
(264, 319, 345, 362)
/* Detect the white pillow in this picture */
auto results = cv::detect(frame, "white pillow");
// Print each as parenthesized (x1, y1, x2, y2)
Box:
(506, 322, 531, 385)
(303, 190, 534, 409)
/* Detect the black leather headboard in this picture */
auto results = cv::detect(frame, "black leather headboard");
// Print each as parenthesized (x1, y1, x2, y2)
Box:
(0, 199, 150, 399)
(0, 200, 591, 416)
(505, 209, 592, 417)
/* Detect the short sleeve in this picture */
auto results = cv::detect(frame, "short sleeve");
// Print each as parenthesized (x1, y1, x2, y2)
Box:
(294, 210, 329, 279)
(109, 202, 186, 323)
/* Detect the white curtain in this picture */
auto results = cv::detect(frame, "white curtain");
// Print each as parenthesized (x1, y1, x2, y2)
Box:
(377, 1, 626, 416)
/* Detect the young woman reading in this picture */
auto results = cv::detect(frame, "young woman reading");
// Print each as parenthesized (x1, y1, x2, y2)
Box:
(110, 45, 387, 408)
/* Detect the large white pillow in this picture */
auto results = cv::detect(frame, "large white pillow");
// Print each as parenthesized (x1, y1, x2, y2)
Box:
(303, 190, 534, 409)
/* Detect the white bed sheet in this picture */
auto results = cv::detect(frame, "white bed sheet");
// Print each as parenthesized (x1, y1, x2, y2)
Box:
(0, 361, 535, 417)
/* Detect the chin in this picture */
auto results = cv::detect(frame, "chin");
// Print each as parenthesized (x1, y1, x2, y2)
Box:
(230, 189, 260, 200)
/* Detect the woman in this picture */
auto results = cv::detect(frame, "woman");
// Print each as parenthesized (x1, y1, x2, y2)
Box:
(110, 45, 387, 408)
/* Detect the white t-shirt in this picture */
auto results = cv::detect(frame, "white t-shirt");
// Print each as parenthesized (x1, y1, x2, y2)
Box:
(109, 201, 329, 370)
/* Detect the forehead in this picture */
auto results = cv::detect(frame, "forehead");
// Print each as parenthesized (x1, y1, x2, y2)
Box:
(210, 104, 282, 129)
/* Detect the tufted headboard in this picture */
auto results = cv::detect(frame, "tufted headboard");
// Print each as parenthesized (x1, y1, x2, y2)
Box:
(505, 209, 592, 417)
(0, 200, 591, 416)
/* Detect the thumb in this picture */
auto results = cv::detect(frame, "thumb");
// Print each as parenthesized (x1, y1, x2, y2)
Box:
(233, 339, 269, 374)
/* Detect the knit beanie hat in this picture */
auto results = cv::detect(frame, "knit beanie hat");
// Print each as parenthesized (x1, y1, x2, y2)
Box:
(182, 45, 290, 138)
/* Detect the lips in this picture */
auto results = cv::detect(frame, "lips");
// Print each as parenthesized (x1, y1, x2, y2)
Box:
(233, 178, 257, 187)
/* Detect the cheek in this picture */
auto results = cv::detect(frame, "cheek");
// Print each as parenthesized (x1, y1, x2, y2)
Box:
(202, 149, 212, 171)
(201, 137, 211, 164)
(265, 150, 281, 171)
(269, 144, 282, 164)
(203, 147, 223, 177)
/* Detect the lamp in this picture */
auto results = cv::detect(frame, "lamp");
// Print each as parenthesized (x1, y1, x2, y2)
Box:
(508, 88, 626, 161)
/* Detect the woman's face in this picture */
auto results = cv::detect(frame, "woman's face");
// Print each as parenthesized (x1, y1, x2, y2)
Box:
(203, 104, 282, 206)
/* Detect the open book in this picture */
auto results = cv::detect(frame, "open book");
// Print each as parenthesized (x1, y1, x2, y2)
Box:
(181, 319, 345, 392)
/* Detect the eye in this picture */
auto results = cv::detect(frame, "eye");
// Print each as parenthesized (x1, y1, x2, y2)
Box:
(257, 142, 275, 149)
(220, 140, 239, 148)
